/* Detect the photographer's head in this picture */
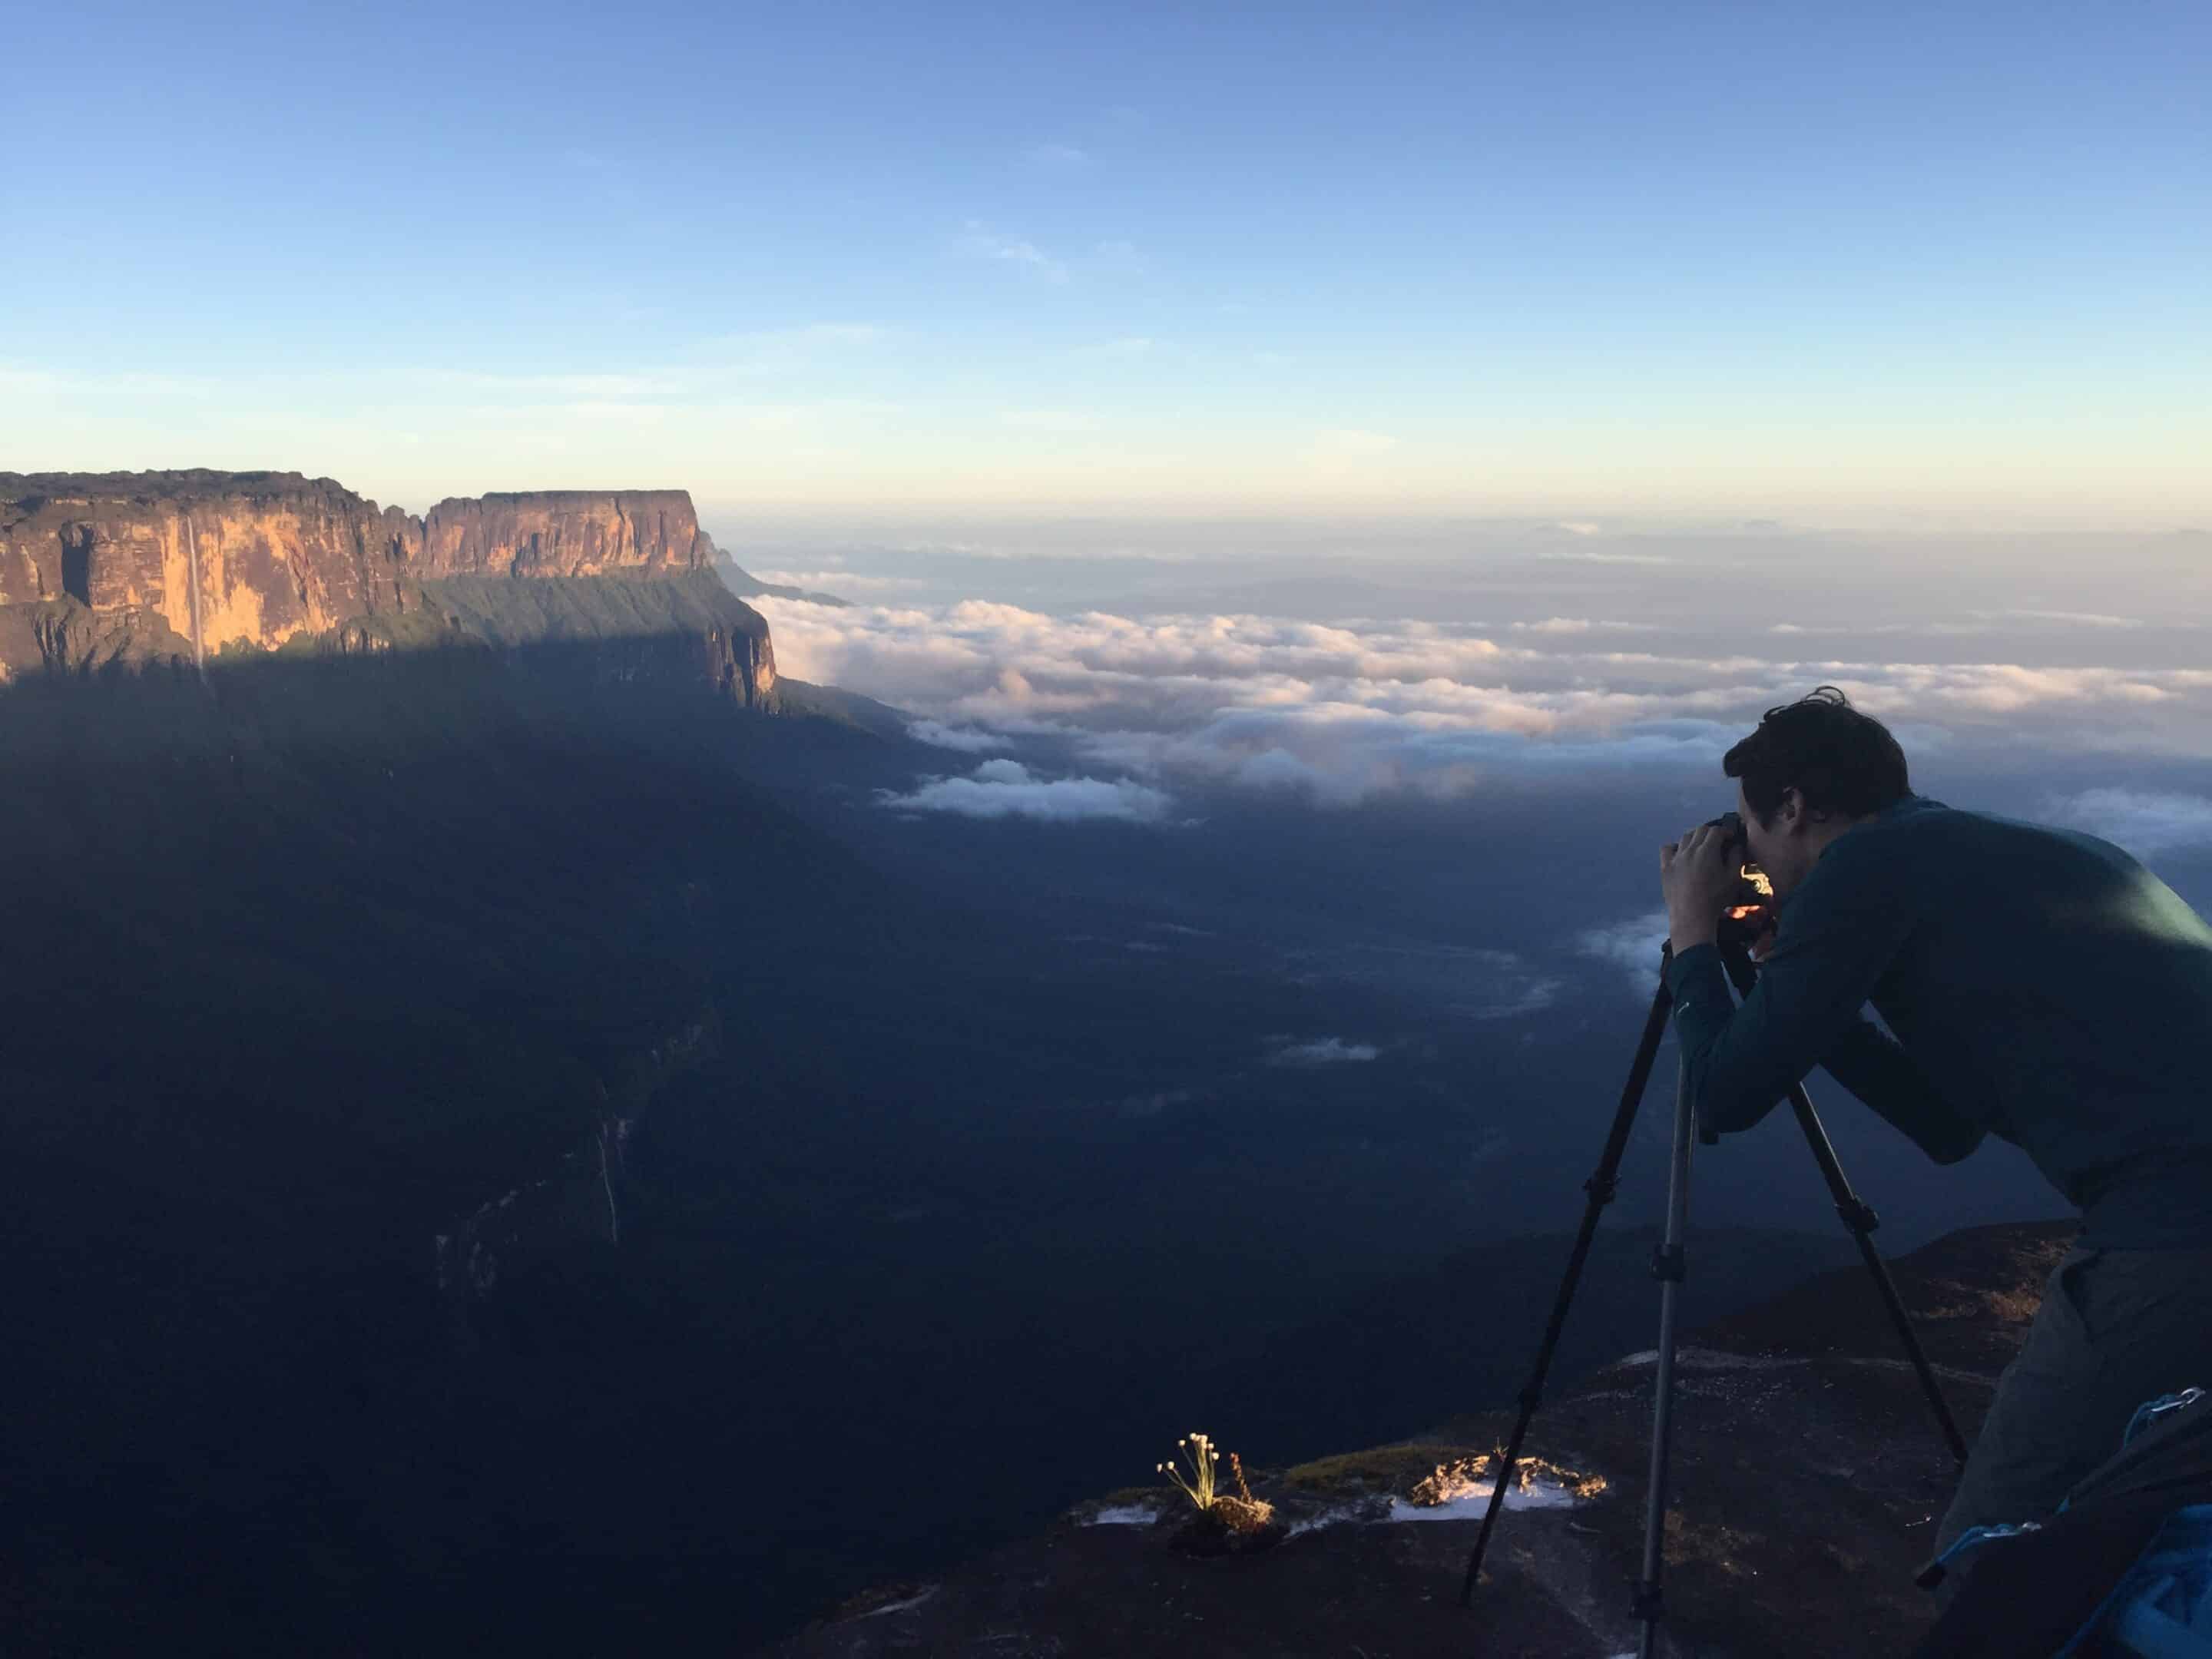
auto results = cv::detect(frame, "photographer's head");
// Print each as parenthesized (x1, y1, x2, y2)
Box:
(1724, 687, 1909, 899)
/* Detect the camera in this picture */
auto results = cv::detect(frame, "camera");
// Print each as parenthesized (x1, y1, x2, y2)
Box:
(1703, 811, 1775, 954)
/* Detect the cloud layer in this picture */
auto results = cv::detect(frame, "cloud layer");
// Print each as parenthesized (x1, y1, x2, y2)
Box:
(876, 759, 1173, 823)
(1267, 1036, 1382, 1067)
(2048, 789, 2212, 857)
(1577, 909, 1674, 998)
(753, 594, 2212, 813)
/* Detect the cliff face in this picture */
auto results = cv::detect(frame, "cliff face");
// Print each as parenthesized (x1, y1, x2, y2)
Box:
(0, 471, 770, 701)
(416, 572, 777, 704)
(0, 471, 418, 656)
(419, 490, 713, 579)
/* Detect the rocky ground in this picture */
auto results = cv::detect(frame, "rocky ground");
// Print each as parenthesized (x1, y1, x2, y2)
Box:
(754, 1219, 2075, 1658)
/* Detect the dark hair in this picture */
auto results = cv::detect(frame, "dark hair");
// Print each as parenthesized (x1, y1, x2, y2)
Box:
(1724, 686, 1909, 826)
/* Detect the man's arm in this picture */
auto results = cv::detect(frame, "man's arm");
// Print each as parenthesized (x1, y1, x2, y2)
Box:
(1820, 1015, 1985, 1164)
(1664, 846, 1924, 1136)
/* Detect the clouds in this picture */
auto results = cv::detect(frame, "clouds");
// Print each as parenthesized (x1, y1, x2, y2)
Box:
(1770, 611, 2174, 640)
(1577, 909, 1673, 998)
(2047, 789, 2212, 857)
(1475, 979, 1565, 1019)
(747, 584, 2212, 813)
(752, 568, 927, 595)
(761, 598, 1515, 717)
(1509, 617, 1661, 634)
(1075, 706, 1738, 808)
(955, 221, 1068, 282)
(748, 595, 1780, 805)
(1535, 549, 1677, 566)
(2003, 609, 2146, 629)
(906, 720, 1010, 753)
(1830, 663, 2177, 716)
(1267, 1036, 1381, 1067)
(876, 759, 1174, 823)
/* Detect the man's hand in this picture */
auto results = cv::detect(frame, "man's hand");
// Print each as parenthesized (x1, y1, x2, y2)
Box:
(1660, 821, 1742, 953)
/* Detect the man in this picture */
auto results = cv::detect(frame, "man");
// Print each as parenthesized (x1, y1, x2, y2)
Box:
(1657, 685, 2212, 1561)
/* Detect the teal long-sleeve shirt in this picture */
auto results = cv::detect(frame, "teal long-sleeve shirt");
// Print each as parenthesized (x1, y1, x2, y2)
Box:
(1664, 794, 2212, 1248)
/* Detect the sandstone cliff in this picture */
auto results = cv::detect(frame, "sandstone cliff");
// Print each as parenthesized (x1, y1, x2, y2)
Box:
(419, 490, 714, 579)
(0, 471, 772, 701)
(0, 471, 416, 657)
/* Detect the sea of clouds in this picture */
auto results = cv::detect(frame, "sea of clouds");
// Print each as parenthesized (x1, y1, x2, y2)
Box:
(751, 586, 2212, 849)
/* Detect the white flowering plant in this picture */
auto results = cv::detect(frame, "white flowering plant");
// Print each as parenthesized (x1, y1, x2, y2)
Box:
(1157, 1432, 1220, 1512)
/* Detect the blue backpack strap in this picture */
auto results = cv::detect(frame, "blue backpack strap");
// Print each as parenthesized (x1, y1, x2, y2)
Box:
(2061, 1390, 2210, 1517)
(2128, 1391, 2210, 1450)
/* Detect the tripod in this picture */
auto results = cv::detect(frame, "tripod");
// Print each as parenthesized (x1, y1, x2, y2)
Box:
(1457, 938, 1969, 1657)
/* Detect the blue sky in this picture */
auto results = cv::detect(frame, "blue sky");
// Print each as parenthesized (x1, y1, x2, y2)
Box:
(5, 2, 2207, 518)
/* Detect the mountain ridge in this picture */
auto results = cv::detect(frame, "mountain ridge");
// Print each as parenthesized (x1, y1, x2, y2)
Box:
(0, 472, 777, 700)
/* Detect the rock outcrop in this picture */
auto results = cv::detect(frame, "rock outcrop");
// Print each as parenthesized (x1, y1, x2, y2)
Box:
(0, 471, 772, 701)
(760, 1220, 2081, 1659)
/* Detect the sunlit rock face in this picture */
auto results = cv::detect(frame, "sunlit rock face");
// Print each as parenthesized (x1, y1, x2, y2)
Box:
(0, 472, 771, 700)
(0, 472, 419, 654)
(417, 489, 716, 579)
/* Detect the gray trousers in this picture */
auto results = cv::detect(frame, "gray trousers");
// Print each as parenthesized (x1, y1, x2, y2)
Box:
(1936, 1242, 2212, 1558)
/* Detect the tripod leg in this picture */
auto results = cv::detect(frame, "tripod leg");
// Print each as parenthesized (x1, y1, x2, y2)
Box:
(1707, 944, 1968, 1466)
(1459, 959, 1675, 1608)
(1786, 1085, 1970, 1465)
(1634, 1052, 1695, 1658)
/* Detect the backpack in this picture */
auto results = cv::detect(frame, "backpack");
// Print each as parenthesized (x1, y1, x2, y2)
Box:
(1912, 1389, 2212, 1657)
